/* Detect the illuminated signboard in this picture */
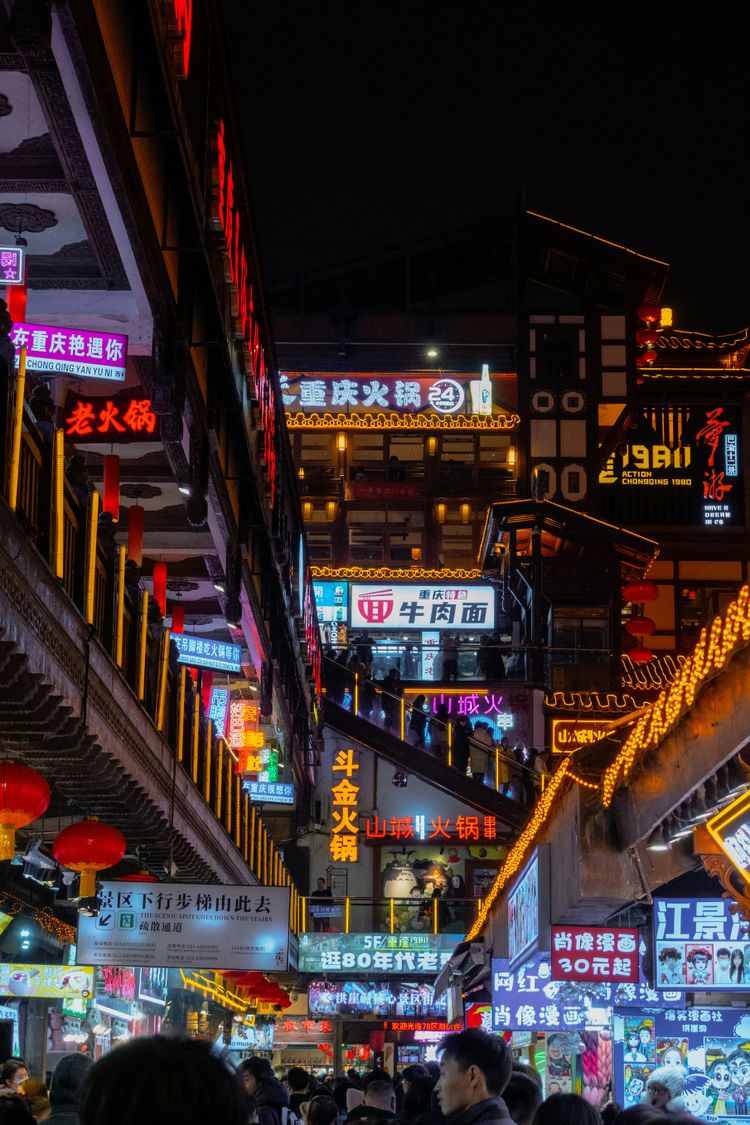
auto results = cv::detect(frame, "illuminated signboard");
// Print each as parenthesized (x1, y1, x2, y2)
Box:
(170, 0, 192, 78)
(208, 688, 229, 736)
(77, 883, 291, 971)
(350, 583, 495, 630)
(551, 926, 639, 983)
(653, 898, 750, 990)
(227, 702, 260, 749)
(0, 964, 93, 999)
(330, 748, 360, 864)
(244, 781, 295, 805)
(707, 789, 750, 882)
(11, 322, 128, 381)
(365, 812, 499, 842)
(298, 933, 462, 974)
(599, 405, 744, 528)
(313, 582, 348, 624)
(551, 718, 612, 754)
(308, 980, 447, 1017)
(63, 394, 157, 441)
(508, 847, 550, 970)
(172, 633, 242, 673)
(281, 370, 497, 418)
(0, 246, 24, 284)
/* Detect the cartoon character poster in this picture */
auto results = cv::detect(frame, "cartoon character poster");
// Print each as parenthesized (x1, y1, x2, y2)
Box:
(657, 1038, 688, 1069)
(623, 1066, 652, 1108)
(685, 945, 714, 987)
(624, 1016, 655, 1064)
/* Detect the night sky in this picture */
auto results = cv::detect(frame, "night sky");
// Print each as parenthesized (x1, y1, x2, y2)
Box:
(223, 6, 750, 334)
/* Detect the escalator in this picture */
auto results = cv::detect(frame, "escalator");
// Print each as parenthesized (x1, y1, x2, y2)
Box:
(322, 662, 528, 834)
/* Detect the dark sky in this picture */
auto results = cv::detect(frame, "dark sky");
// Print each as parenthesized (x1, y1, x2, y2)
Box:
(223, 5, 750, 334)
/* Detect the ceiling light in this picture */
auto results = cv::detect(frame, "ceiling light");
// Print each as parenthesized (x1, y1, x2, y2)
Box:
(646, 826, 670, 852)
(178, 485, 192, 497)
(214, 580, 226, 594)
(426, 348, 439, 359)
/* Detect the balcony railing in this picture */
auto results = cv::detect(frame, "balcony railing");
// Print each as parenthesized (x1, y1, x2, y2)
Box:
(300, 896, 478, 935)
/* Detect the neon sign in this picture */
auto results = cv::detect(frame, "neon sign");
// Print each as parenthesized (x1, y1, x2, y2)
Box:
(281, 371, 498, 417)
(64, 397, 156, 439)
(207, 688, 229, 736)
(227, 702, 260, 750)
(366, 814, 498, 842)
(171, 0, 192, 78)
(172, 633, 241, 673)
(0, 247, 24, 284)
(550, 718, 611, 754)
(706, 789, 750, 883)
(12, 322, 128, 382)
(330, 748, 360, 864)
(350, 583, 495, 630)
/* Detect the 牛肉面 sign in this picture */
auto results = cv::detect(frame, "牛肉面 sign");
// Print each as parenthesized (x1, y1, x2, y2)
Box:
(350, 583, 495, 630)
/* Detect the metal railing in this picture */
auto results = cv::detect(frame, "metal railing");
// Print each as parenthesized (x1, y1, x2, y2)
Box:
(300, 895, 479, 935)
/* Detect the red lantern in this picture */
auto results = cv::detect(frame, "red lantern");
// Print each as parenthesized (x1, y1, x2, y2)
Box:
(171, 604, 185, 633)
(153, 562, 167, 617)
(629, 645, 654, 664)
(53, 817, 126, 898)
(637, 304, 661, 324)
(103, 456, 120, 520)
(116, 870, 159, 882)
(127, 504, 144, 566)
(622, 581, 659, 604)
(625, 616, 656, 637)
(6, 283, 27, 324)
(0, 762, 51, 861)
(636, 328, 658, 347)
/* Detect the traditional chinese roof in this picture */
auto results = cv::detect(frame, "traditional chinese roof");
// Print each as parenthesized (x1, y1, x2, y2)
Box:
(644, 325, 750, 378)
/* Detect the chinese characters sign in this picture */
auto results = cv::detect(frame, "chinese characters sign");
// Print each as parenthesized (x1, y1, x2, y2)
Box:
(172, 632, 242, 673)
(706, 787, 750, 883)
(0, 964, 93, 999)
(76, 882, 290, 970)
(330, 748, 360, 864)
(386, 1019, 460, 1032)
(653, 898, 750, 990)
(313, 582, 348, 624)
(12, 322, 128, 381)
(63, 394, 157, 441)
(551, 719, 612, 754)
(365, 813, 498, 841)
(207, 688, 229, 736)
(308, 980, 447, 1017)
(350, 583, 495, 630)
(281, 372, 496, 417)
(244, 781, 295, 805)
(0, 246, 24, 284)
(298, 933, 462, 974)
(552, 926, 639, 983)
(508, 847, 550, 970)
(227, 702, 261, 750)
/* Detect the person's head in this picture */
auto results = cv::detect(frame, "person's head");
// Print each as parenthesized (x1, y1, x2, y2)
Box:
(237, 1057, 275, 1097)
(546, 1083, 562, 1095)
(532, 1093, 601, 1125)
(401, 1076, 435, 1124)
(1, 1065, 28, 1093)
(625, 1032, 640, 1051)
(626, 1077, 644, 1099)
(546, 1035, 565, 1060)
(25, 1097, 50, 1124)
(50, 1055, 92, 1110)
(436, 1028, 512, 1115)
(0, 1098, 36, 1125)
(659, 947, 680, 967)
(316, 879, 326, 891)
(643, 1065, 686, 1109)
(732, 949, 745, 974)
(616, 1108, 673, 1125)
(361, 1070, 390, 1092)
(682, 1072, 712, 1116)
(687, 948, 709, 970)
(363, 1081, 395, 1113)
(80, 1037, 246, 1125)
(502, 1071, 542, 1125)
(305, 1095, 338, 1125)
(638, 1027, 652, 1045)
(401, 1065, 429, 1096)
(287, 1068, 310, 1094)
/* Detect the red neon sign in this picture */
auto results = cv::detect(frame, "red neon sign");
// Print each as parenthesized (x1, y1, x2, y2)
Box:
(385, 1020, 460, 1033)
(365, 814, 497, 842)
(65, 398, 156, 438)
(171, 0, 192, 78)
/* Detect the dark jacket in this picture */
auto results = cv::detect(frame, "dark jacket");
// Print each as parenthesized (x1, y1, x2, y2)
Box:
(347, 1108, 397, 1125)
(48, 1053, 93, 1125)
(443, 1096, 516, 1125)
(255, 1077, 290, 1125)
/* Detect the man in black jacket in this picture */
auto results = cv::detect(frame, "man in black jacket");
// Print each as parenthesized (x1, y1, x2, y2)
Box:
(434, 1028, 515, 1125)
(237, 1057, 290, 1125)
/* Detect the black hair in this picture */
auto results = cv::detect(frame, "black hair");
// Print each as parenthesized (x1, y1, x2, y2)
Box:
(402, 1065, 429, 1085)
(437, 1028, 512, 1097)
(510, 1062, 542, 1090)
(616, 1109, 684, 1125)
(401, 1076, 435, 1124)
(364, 1080, 395, 1109)
(1, 1065, 26, 1089)
(423, 1062, 440, 1082)
(286, 1068, 310, 1093)
(502, 1072, 542, 1125)
(533, 1094, 602, 1125)
(79, 1036, 246, 1125)
(361, 1070, 391, 1091)
(307, 1095, 338, 1125)
(0, 1099, 35, 1125)
(237, 1057, 275, 1082)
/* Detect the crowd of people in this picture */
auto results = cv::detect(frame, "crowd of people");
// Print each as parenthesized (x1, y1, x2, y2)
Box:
(0, 1029, 707, 1125)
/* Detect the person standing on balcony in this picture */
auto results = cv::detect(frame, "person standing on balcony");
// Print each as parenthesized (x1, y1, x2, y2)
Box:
(469, 722, 492, 785)
(452, 715, 471, 776)
(381, 668, 401, 730)
(409, 695, 428, 749)
(441, 633, 459, 681)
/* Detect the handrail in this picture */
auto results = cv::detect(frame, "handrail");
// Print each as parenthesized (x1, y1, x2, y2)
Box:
(300, 895, 479, 935)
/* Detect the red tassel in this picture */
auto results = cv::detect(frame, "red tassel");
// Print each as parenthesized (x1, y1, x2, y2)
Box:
(103, 455, 120, 520)
(153, 562, 167, 616)
(127, 504, 144, 566)
(171, 604, 185, 633)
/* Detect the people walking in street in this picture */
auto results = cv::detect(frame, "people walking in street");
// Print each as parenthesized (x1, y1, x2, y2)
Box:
(434, 1028, 515, 1125)
(1, 1066, 28, 1097)
(469, 722, 493, 784)
(237, 1058, 290, 1125)
(46, 1055, 92, 1125)
(409, 695, 428, 749)
(532, 1092, 602, 1125)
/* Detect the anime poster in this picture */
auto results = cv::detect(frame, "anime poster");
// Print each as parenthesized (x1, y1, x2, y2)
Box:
(623, 1016, 655, 1064)
(615, 1008, 750, 1123)
(653, 898, 750, 990)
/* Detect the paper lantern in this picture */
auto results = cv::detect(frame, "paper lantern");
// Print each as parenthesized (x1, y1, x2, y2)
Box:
(0, 762, 51, 861)
(171, 604, 185, 633)
(153, 562, 167, 616)
(629, 645, 654, 665)
(625, 616, 656, 637)
(637, 304, 661, 324)
(116, 870, 159, 882)
(636, 328, 658, 347)
(622, 581, 659, 604)
(127, 505, 144, 566)
(102, 456, 120, 520)
(6, 284, 27, 323)
(53, 817, 126, 898)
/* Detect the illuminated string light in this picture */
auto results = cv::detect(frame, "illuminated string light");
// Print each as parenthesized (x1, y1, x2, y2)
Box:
(602, 584, 750, 807)
(466, 759, 571, 941)
(285, 411, 520, 431)
(545, 691, 638, 713)
(312, 565, 482, 581)
(566, 771, 600, 791)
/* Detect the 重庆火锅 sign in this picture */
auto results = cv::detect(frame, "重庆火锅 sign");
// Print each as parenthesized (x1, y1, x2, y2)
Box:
(281, 370, 497, 418)
(298, 933, 462, 974)
(12, 322, 128, 382)
(76, 882, 290, 971)
(350, 583, 495, 630)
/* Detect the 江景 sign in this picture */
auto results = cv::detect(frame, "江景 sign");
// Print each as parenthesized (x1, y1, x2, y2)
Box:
(298, 933, 462, 974)
(653, 898, 750, 990)
(76, 883, 291, 971)
(551, 926, 639, 983)
(172, 633, 242, 674)
(350, 583, 495, 630)
(11, 323, 128, 381)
